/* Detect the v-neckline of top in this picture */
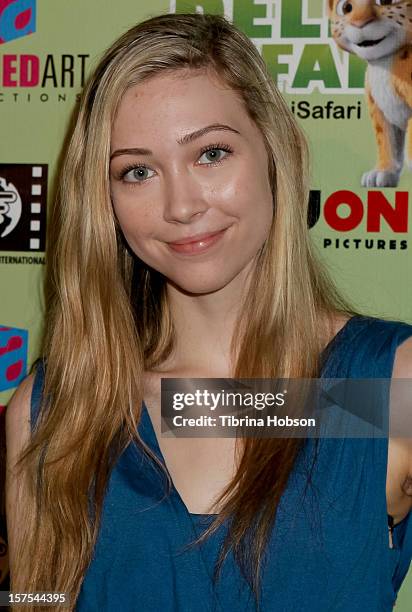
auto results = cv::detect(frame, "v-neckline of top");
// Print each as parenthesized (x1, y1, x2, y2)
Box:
(140, 314, 362, 519)
(141, 398, 219, 518)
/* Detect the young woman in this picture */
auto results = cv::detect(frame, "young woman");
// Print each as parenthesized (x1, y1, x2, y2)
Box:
(5, 12, 412, 612)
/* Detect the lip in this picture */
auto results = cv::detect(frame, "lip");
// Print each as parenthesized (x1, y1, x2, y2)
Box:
(168, 229, 228, 245)
(356, 36, 386, 48)
(167, 227, 229, 255)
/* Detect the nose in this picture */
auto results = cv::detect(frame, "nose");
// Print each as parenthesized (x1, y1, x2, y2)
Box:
(351, 16, 374, 28)
(162, 168, 209, 224)
(349, 6, 376, 29)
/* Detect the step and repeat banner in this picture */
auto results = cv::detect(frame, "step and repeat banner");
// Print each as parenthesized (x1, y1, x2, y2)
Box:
(0, 0, 411, 605)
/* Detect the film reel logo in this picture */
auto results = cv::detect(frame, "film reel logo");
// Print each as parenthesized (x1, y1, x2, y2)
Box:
(0, 177, 22, 238)
(0, 164, 46, 252)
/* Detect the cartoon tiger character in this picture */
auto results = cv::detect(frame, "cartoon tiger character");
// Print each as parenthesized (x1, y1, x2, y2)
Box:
(328, 0, 412, 187)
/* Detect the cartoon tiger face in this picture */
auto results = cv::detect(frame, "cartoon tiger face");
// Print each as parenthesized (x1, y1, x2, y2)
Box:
(327, 0, 412, 60)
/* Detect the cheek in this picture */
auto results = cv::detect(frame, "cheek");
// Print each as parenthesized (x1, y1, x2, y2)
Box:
(231, 168, 274, 224)
(111, 193, 157, 252)
(223, 158, 272, 203)
(331, 19, 350, 47)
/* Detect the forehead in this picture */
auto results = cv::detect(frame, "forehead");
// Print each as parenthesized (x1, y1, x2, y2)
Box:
(111, 69, 252, 146)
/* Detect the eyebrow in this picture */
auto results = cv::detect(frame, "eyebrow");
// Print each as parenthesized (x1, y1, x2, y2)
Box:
(109, 123, 241, 161)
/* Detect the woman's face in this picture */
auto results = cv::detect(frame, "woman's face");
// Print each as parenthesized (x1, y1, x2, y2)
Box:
(109, 69, 274, 295)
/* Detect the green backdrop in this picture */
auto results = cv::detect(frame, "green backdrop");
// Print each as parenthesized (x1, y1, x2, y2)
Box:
(0, 0, 411, 606)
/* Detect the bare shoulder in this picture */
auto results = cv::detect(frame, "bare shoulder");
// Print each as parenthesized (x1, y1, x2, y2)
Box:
(386, 335, 412, 522)
(331, 312, 352, 333)
(5, 372, 36, 465)
(320, 311, 352, 348)
(393, 335, 412, 377)
(5, 372, 36, 578)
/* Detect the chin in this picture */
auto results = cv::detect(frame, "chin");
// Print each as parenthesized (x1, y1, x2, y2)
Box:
(166, 268, 246, 296)
(349, 32, 406, 62)
(168, 278, 230, 296)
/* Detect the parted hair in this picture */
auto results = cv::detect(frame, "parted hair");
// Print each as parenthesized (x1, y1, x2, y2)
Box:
(10, 12, 354, 611)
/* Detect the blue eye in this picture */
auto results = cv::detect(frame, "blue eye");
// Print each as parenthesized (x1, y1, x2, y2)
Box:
(118, 142, 233, 186)
(197, 145, 233, 165)
(121, 166, 155, 184)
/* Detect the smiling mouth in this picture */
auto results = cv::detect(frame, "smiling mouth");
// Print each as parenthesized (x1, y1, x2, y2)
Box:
(357, 36, 386, 48)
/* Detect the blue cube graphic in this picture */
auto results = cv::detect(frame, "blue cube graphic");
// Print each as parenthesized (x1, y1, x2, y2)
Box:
(0, 325, 28, 391)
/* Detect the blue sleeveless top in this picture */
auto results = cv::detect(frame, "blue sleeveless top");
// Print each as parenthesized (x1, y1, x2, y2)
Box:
(30, 315, 412, 611)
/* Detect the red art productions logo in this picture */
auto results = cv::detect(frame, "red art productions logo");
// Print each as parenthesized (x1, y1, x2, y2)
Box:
(309, 190, 408, 251)
(0, 1, 88, 102)
(0, 164, 46, 251)
(0, 0, 35, 44)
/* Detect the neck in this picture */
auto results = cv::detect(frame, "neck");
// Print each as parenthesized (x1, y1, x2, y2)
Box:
(160, 260, 256, 376)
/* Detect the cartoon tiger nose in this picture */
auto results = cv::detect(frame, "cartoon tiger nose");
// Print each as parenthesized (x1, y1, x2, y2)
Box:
(343, 2, 376, 28)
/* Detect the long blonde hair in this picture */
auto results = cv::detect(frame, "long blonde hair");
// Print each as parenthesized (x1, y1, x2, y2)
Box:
(11, 12, 355, 610)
